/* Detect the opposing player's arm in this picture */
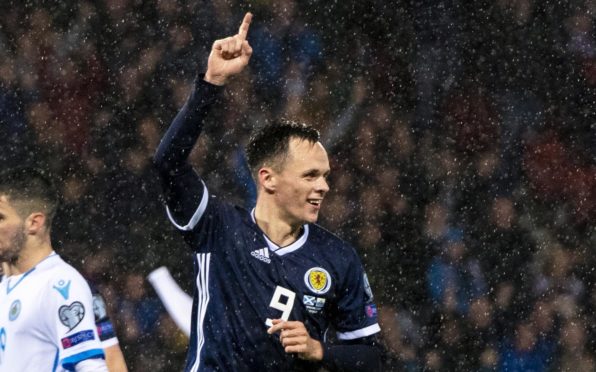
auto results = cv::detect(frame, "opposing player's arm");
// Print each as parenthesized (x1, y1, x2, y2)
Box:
(153, 12, 253, 226)
(103, 344, 128, 372)
(46, 274, 107, 371)
(74, 358, 109, 372)
(90, 286, 128, 372)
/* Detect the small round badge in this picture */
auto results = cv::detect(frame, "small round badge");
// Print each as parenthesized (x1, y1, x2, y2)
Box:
(9, 300, 21, 321)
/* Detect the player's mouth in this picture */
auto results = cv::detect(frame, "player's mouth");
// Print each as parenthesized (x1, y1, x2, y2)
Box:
(308, 199, 322, 207)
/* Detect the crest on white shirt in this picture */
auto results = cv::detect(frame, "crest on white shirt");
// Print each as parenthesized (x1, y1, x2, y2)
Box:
(9, 300, 21, 321)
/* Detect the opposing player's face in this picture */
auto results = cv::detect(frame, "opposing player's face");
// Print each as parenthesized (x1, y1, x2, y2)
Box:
(274, 139, 330, 225)
(0, 195, 27, 263)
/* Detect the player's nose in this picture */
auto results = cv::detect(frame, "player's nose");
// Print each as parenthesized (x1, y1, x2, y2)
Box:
(315, 177, 329, 194)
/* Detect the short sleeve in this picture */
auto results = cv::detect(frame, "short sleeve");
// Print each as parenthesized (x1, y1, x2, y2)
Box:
(91, 287, 119, 347)
(44, 273, 105, 371)
(166, 180, 210, 231)
(333, 249, 381, 341)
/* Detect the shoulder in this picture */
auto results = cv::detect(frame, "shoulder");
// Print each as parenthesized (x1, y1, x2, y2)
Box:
(41, 256, 87, 283)
(307, 224, 364, 279)
(308, 223, 358, 256)
(205, 196, 252, 226)
(37, 255, 92, 301)
(201, 193, 248, 220)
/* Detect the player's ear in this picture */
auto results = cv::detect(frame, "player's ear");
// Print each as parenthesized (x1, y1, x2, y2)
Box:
(259, 167, 276, 194)
(25, 212, 47, 235)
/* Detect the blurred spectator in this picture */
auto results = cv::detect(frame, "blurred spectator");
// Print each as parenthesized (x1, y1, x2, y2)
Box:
(498, 321, 556, 372)
(553, 318, 596, 372)
(461, 296, 500, 370)
(378, 306, 422, 371)
(476, 195, 535, 289)
(427, 228, 487, 316)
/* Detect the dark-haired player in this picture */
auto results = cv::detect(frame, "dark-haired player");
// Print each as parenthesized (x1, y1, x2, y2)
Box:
(0, 167, 107, 371)
(154, 13, 381, 371)
(0, 262, 127, 371)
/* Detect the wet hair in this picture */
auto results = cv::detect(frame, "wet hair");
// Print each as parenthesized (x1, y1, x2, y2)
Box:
(0, 167, 59, 227)
(245, 119, 320, 179)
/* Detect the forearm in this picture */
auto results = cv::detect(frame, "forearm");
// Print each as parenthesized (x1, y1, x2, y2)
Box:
(154, 76, 223, 221)
(153, 76, 223, 175)
(104, 344, 128, 372)
(321, 342, 382, 372)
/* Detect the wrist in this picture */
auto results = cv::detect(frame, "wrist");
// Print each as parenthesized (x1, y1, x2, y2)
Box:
(204, 70, 227, 86)
(311, 340, 324, 361)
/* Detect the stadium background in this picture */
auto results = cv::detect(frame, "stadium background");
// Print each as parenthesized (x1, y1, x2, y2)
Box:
(0, 0, 594, 370)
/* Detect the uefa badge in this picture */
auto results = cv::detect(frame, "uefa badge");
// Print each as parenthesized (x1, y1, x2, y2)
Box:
(304, 267, 331, 294)
(9, 300, 21, 321)
(59, 302, 85, 330)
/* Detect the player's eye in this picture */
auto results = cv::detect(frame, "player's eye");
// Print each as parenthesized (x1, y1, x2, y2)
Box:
(303, 172, 317, 180)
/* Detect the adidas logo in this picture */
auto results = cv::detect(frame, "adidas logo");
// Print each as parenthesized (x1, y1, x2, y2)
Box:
(251, 248, 271, 264)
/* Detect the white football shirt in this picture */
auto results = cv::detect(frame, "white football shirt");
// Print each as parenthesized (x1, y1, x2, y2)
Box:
(0, 252, 105, 371)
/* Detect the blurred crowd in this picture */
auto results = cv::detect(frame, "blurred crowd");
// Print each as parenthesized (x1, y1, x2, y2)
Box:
(0, 0, 594, 370)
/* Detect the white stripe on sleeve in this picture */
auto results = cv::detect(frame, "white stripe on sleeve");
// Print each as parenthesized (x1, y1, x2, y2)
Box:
(336, 323, 381, 340)
(166, 181, 209, 231)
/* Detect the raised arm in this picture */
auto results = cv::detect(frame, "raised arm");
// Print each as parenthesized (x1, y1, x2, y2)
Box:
(153, 13, 253, 224)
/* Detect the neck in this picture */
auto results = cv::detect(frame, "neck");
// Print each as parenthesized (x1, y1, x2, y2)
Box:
(9, 237, 53, 275)
(254, 201, 303, 247)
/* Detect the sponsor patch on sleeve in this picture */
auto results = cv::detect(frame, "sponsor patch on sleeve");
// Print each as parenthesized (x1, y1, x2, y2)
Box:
(61, 330, 95, 349)
(365, 304, 378, 318)
(96, 321, 115, 341)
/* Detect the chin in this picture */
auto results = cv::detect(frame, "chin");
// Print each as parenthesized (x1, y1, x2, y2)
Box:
(305, 213, 320, 224)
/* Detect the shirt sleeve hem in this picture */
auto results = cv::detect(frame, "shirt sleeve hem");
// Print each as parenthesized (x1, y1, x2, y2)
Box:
(100, 337, 119, 348)
(336, 323, 381, 340)
(61, 348, 105, 371)
(166, 180, 209, 230)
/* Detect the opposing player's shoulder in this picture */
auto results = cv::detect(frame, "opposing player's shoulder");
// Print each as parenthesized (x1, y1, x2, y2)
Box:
(42, 255, 86, 280)
(38, 254, 93, 301)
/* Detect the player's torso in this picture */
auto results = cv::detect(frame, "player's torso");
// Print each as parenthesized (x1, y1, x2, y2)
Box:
(188, 205, 342, 370)
(0, 268, 59, 370)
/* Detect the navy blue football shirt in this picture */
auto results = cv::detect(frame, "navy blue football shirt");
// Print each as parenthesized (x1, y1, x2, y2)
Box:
(155, 79, 380, 371)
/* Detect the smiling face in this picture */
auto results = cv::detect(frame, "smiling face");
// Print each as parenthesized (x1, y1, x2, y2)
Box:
(272, 138, 330, 226)
(0, 195, 27, 263)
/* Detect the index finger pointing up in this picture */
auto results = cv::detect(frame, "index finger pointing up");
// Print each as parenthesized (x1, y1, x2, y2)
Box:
(237, 12, 253, 40)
